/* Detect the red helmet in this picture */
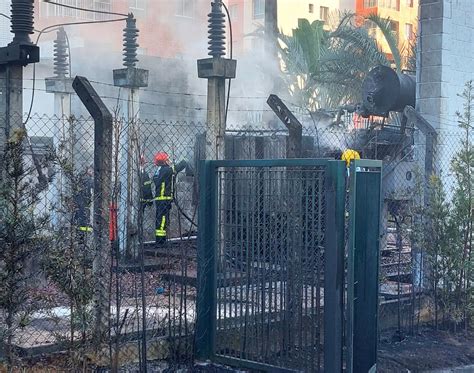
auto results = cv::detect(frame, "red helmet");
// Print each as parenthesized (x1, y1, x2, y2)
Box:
(154, 152, 169, 165)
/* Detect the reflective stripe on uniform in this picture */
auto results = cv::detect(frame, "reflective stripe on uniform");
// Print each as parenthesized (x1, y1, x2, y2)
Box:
(79, 226, 93, 232)
(144, 180, 152, 186)
(155, 181, 173, 201)
(156, 216, 167, 237)
(156, 230, 167, 237)
(160, 216, 166, 230)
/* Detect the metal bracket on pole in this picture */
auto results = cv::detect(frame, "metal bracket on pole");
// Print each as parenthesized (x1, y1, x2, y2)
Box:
(198, 57, 236, 160)
(72, 75, 113, 346)
(266, 94, 302, 158)
(0, 43, 39, 66)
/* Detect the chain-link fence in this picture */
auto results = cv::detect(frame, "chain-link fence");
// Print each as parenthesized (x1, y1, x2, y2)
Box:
(1, 82, 473, 370)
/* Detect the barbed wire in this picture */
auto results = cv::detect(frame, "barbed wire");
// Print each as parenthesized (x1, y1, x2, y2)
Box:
(0, 77, 270, 100)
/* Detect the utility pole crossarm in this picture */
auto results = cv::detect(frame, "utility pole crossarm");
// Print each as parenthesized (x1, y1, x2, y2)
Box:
(267, 94, 302, 131)
(73, 76, 113, 122)
(267, 94, 302, 158)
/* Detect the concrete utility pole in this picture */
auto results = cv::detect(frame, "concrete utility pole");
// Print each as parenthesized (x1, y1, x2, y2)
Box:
(198, 0, 236, 160)
(0, 0, 39, 176)
(263, 0, 283, 128)
(45, 27, 75, 224)
(264, 0, 278, 58)
(113, 14, 149, 260)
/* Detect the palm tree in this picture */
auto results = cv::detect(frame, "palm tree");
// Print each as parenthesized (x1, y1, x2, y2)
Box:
(278, 12, 403, 110)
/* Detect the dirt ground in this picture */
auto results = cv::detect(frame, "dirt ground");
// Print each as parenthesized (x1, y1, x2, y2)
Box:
(2, 327, 474, 372)
(378, 328, 474, 372)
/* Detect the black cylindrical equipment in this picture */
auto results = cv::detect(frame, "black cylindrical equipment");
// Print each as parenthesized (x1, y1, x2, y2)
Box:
(10, 0, 34, 45)
(123, 14, 139, 68)
(361, 65, 415, 117)
(208, 1, 226, 58)
(53, 28, 69, 78)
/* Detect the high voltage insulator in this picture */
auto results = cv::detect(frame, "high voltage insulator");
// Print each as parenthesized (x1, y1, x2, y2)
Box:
(53, 28, 69, 78)
(207, 1, 226, 58)
(11, 0, 34, 45)
(123, 14, 139, 68)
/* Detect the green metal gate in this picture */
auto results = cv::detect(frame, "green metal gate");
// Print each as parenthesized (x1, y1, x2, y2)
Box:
(195, 159, 382, 372)
(346, 160, 383, 373)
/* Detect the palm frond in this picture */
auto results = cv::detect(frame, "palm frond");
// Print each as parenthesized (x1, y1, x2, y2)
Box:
(365, 13, 402, 71)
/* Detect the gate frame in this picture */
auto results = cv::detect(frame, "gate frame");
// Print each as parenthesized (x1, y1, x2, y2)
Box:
(346, 160, 383, 373)
(195, 158, 346, 372)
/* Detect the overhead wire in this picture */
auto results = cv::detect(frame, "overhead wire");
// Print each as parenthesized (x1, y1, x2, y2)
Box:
(42, 0, 129, 17)
(22, 16, 128, 126)
(221, 1, 233, 124)
(89, 80, 267, 99)
(19, 15, 127, 183)
(17, 85, 275, 113)
(0, 12, 11, 21)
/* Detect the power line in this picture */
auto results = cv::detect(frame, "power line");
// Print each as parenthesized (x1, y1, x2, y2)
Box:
(34, 18, 129, 44)
(89, 80, 267, 100)
(22, 17, 128, 126)
(0, 77, 267, 100)
(43, 0, 129, 17)
(222, 1, 233, 125)
(18, 85, 274, 112)
(0, 77, 270, 101)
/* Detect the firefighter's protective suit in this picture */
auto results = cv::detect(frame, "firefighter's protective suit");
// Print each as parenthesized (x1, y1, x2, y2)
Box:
(153, 152, 187, 245)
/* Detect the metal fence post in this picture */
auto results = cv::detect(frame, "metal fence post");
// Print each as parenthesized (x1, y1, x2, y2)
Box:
(196, 160, 218, 360)
(346, 160, 382, 373)
(72, 76, 113, 348)
(324, 160, 346, 372)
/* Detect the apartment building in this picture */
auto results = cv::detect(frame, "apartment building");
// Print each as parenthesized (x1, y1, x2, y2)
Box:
(227, 0, 355, 56)
(356, 0, 418, 66)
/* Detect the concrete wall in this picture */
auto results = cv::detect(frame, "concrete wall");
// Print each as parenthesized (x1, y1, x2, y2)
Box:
(418, 0, 474, 179)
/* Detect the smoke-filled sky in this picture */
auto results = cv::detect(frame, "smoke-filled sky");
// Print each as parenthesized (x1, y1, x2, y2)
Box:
(1, 0, 347, 136)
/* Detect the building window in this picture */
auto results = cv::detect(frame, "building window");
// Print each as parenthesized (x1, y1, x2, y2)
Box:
(380, 0, 400, 10)
(406, 0, 414, 7)
(129, 0, 146, 10)
(253, 0, 264, 19)
(405, 23, 413, 40)
(230, 4, 239, 20)
(309, 4, 314, 13)
(176, 0, 194, 18)
(94, 0, 112, 20)
(320, 6, 329, 24)
(363, 0, 377, 7)
(41, 0, 112, 20)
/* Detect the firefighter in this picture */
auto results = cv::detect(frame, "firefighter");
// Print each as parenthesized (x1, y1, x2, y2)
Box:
(73, 165, 94, 238)
(152, 152, 187, 245)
